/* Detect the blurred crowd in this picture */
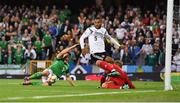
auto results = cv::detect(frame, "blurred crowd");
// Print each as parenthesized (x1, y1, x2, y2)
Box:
(0, 3, 179, 71)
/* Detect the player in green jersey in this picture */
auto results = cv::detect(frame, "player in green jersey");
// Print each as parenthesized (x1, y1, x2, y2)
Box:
(23, 44, 79, 86)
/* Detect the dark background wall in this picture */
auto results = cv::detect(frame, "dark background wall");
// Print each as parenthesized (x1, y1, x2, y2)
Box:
(0, 0, 179, 14)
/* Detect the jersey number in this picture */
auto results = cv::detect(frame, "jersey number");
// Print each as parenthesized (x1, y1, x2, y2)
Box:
(94, 36, 97, 41)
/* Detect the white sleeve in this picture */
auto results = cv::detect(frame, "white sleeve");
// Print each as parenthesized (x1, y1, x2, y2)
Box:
(80, 28, 91, 49)
(31, 49, 37, 59)
(104, 30, 120, 48)
(110, 38, 121, 48)
(24, 50, 28, 57)
(104, 30, 112, 40)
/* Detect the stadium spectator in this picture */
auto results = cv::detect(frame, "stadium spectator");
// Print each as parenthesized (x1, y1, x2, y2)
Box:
(137, 35, 145, 49)
(141, 38, 153, 56)
(172, 49, 180, 72)
(7, 47, 13, 64)
(6, 25, 17, 40)
(142, 13, 150, 26)
(22, 29, 31, 47)
(14, 45, 24, 64)
(122, 46, 132, 65)
(59, 20, 71, 36)
(136, 49, 146, 66)
(136, 25, 145, 40)
(112, 48, 120, 61)
(153, 41, 161, 58)
(78, 53, 91, 66)
(8, 36, 16, 48)
(145, 50, 158, 71)
(84, 18, 92, 30)
(114, 25, 127, 44)
(71, 24, 80, 38)
(70, 45, 81, 65)
(42, 30, 53, 59)
(24, 44, 37, 61)
(33, 36, 43, 60)
(158, 47, 165, 71)
(0, 35, 8, 53)
(59, 5, 71, 23)
(78, 12, 86, 31)
(78, 46, 91, 66)
(128, 39, 141, 65)
(0, 23, 6, 36)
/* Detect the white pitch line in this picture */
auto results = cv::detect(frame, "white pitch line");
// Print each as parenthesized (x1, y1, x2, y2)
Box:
(23, 90, 84, 93)
(0, 83, 20, 85)
(0, 90, 159, 101)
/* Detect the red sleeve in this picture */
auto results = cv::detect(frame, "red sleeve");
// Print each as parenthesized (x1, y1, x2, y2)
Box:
(113, 64, 127, 79)
(99, 61, 113, 72)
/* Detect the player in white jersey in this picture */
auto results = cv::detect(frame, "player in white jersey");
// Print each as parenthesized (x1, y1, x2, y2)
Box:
(80, 17, 121, 64)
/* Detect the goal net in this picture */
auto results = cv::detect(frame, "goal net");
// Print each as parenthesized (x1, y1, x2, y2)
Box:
(29, 60, 52, 74)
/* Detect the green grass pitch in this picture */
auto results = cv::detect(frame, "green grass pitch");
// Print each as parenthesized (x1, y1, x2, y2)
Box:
(0, 79, 179, 102)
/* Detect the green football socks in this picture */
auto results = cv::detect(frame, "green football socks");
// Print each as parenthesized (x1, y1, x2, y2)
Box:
(29, 72, 43, 79)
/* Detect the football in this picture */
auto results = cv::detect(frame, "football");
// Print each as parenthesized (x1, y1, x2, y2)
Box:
(48, 75, 57, 84)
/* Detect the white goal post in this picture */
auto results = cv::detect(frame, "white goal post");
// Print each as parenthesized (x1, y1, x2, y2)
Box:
(165, 0, 174, 91)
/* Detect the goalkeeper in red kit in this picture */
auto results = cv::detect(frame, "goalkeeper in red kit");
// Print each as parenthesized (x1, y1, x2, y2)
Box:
(96, 60, 135, 89)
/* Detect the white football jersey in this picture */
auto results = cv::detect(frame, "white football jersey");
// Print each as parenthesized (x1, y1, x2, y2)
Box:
(80, 26, 112, 54)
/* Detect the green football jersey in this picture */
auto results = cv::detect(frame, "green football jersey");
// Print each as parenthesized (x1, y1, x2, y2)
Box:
(14, 50, 23, 64)
(8, 55, 13, 64)
(0, 41, 8, 50)
(49, 59, 70, 77)
(0, 51, 2, 63)
(43, 34, 52, 47)
(33, 41, 42, 52)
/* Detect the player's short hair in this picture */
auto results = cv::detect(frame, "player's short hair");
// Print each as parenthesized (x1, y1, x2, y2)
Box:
(114, 60, 123, 67)
(105, 56, 114, 64)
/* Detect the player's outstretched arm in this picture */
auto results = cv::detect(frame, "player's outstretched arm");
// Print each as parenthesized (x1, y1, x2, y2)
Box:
(110, 38, 121, 48)
(104, 30, 122, 49)
(56, 44, 79, 58)
(66, 74, 75, 86)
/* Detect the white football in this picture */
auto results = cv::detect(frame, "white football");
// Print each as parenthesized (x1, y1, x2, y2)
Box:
(48, 75, 57, 83)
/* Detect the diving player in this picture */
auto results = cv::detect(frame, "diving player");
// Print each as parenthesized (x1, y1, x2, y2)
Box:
(23, 44, 79, 86)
